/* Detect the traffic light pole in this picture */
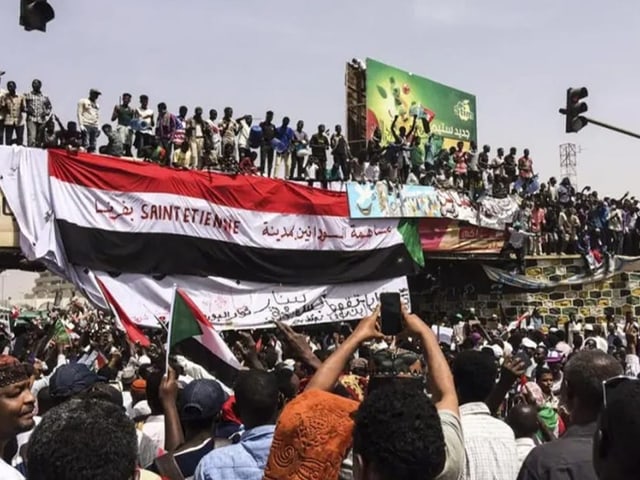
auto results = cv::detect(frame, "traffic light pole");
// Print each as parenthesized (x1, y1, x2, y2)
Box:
(583, 116, 640, 140)
(559, 108, 640, 140)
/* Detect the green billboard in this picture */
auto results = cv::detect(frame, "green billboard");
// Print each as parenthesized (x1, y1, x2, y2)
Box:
(366, 58, 477, 149)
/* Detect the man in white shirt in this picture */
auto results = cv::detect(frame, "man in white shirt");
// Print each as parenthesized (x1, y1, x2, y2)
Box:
(77, 88, 101, 152)
(502, 222, 534, 274)
(0, 356, 36, 480)
(453, 350, 520, 480)
(141, 371, 166, 452)
(490, 147, 505, 176)
(135, 94, 154, 158)
(236, 114, 252, 159)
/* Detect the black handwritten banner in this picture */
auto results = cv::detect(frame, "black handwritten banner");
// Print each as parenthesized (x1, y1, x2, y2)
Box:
(81, 271, 410, 330)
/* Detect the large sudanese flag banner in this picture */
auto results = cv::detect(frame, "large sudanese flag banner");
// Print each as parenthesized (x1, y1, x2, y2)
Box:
(0, 146, 419, 329)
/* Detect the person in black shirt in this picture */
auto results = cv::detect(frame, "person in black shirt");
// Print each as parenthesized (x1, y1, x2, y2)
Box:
(330, 124, 351, 181)
(309, 124, 329, 186)
(259, 110, 276, 177)
(543, 205, 559, 254)
(55, 117, 83, 151)
(593, 377, 640, 480)
(504, 147, 518, 183)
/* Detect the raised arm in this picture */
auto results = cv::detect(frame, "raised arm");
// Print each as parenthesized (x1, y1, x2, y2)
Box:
(306, 308, 382, 392)
(159, 367, 185, 452)
(485, 356, 526, 414)
(407, 114, 418, 137)
(403, 310, 458, 414)
(391, 115, 400, 142)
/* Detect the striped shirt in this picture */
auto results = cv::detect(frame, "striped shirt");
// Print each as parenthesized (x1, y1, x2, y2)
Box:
(23, 92, 52, 122)
(460, 402, 519, 480)
(3, 94, 24, 126)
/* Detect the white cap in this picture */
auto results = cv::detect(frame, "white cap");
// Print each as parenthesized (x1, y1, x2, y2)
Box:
(550, 327, 559, 333)
(138, 355, 151, 365)
(522, 338, 537, 349)
(132, 401, 151, 419)
(280, 359, 296, 371)
(490, 344, 504, 359)
(503, 342, 513, 357)
(584, 324, 594, 332)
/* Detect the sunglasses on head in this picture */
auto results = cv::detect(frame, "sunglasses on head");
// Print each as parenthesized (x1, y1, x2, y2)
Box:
(602, 375, 640, 410)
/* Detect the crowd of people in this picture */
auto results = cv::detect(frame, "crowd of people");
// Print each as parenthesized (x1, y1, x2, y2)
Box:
(501, 181, 640, 274)
(2, 73, 639, 264)
(0, 74, 355, 180)
(1, 296, 640, 480)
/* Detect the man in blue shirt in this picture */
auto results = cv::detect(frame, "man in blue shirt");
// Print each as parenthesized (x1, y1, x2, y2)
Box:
(195, 370, 279, 480)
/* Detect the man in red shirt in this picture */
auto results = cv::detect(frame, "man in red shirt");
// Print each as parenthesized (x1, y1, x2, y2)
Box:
(518, 149, 534, 190)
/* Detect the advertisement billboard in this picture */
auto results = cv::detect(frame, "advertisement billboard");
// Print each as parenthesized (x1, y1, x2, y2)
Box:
(366, 58, 477, 150)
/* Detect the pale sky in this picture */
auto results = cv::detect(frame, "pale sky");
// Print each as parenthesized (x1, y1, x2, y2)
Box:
(1, 0, 640, 297)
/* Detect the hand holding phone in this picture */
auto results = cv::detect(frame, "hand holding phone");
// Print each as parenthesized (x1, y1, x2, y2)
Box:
(380, 292, 403, 336)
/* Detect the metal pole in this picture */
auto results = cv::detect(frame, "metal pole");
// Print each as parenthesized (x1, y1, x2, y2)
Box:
(583, 116, 640, 140)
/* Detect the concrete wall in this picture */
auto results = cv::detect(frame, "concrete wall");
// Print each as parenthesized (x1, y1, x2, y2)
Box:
(417, 256, 640, 325)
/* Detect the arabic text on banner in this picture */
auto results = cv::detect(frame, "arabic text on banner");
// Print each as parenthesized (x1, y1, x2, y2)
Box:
(90, 273, 410, 330)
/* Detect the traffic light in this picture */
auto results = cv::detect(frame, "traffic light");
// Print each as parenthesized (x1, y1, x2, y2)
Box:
(564, 87, 588, 133)
(19, 0, 55, 32)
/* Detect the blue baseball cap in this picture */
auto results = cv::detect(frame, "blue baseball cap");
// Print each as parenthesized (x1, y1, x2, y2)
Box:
(179, 379, 227, 421)
(49, 363, 106, 399)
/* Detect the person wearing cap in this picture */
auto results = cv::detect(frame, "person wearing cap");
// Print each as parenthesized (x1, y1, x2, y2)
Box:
(544, 351, 564, 395)
(48, 362, 106, 406)
(77, 88, 101, 152)
(130, 378, 151, 422)
(583, 324, 607, 352)
(0, 355, 35, 480)
(3, 81, 25, 146)
(23, 79, 52, 147)
(155, 371, 228, 480)
(196, 370, 279, 480)
(120, 366, 136, 415)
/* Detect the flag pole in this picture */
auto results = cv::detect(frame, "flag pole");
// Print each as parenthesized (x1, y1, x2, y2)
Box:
(142, 303, 168, 331)
(165, 284, 178, 374)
